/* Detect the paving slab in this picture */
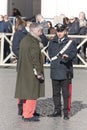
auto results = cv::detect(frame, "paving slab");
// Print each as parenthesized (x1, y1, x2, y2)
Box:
(0, 67, 87, 130)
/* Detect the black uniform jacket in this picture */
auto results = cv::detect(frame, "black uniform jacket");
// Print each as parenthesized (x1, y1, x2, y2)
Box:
(48, 35, 77, 80)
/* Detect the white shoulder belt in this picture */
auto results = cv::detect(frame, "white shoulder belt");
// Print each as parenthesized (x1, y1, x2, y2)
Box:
(51, 40, 72, 61)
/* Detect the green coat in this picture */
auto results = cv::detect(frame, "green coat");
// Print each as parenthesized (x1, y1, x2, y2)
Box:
(15, 33, 45, 99)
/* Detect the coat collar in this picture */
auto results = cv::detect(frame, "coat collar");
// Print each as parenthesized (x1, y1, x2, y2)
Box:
(52, 35, 69, 44)
(29, 31, 41, 42)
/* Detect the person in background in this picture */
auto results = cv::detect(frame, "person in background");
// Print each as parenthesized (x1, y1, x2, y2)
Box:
(47, 21, 56, 35)
(4, 15, 12, 33)
(4, 15, 12, 63)
(36, 14, 49, 63)
(25, 20, 32, 32)
(15, 16, 25, 31)
(12, 8, 22, 17)
(0, 15, 12, 63)
(68, 16, 80, 64)
(36, 14, 48, 46)
(36, 14, 48, 35)
(48, 23, 77, 120)
(15, 23, 45, 122)
(79, 12, 87, 35)
(0, 15, 4, 32)
(63, 17, 70, 31)
(68, 16, 80, 37)
(12, 22, 27, 59)
(12, 18, 27, 115)
(78, 12, 87, 61)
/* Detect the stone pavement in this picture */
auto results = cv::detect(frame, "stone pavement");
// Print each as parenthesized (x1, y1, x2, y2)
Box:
(0, 67, 87, 130)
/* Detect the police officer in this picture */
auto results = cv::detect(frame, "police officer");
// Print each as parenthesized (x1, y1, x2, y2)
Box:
(48, 23, 77, 120)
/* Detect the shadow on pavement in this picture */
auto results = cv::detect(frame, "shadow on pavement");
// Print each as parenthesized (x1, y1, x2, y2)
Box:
(36, 98, 87, 117)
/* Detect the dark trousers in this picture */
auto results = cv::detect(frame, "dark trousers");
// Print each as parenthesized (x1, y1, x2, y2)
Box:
(4, 39, 11, 63)
(52, 79, 69, 115)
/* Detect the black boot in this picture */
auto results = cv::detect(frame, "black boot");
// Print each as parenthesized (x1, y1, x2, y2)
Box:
(33, 111, 40, 117)
(23, 116, 40, 122)
(18, 99, 26, 115)
(63, 110, 69, 120)
(63, 114, 69, 120)
(18, 103, 23, 115)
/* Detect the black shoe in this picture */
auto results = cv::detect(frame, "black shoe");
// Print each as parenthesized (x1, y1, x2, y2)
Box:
(63, 115, 69, 120)
(23, 116, 40, 122)
(18, 110, 22, 116)
(22, 112, 40, 118)
(33, 111, 40, 117)
(47, 111, 62, 117)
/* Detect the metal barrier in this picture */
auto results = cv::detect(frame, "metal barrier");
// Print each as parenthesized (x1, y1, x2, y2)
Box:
(0, 33, 87, 68)
(0, 33, 16, 67)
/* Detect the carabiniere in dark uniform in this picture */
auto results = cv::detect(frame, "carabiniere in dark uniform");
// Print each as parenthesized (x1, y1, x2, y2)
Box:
(48, 23, 77, 120)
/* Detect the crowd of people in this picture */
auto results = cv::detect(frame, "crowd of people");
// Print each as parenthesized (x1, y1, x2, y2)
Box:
(1, 11, 87, 64)
(0, 15, 12, 63)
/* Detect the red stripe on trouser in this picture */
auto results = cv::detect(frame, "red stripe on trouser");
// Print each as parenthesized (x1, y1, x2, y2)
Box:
(22, 100, 36, 118)
(68, 83, 72, 111)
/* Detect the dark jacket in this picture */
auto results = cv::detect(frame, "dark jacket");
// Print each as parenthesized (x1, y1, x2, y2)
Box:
(68, 21, 80, 35)
(15, 33, 45, 99)
(48, 35, 77, 80)
(0, 20, 5, 32)
(40, 34, 48, 47)
(4, 21, 12, 33)
(79, 26, 87, 35)
(40, 20, 48, 34)
(12, 27, 28, 58)
(68, 20, 80, 45)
